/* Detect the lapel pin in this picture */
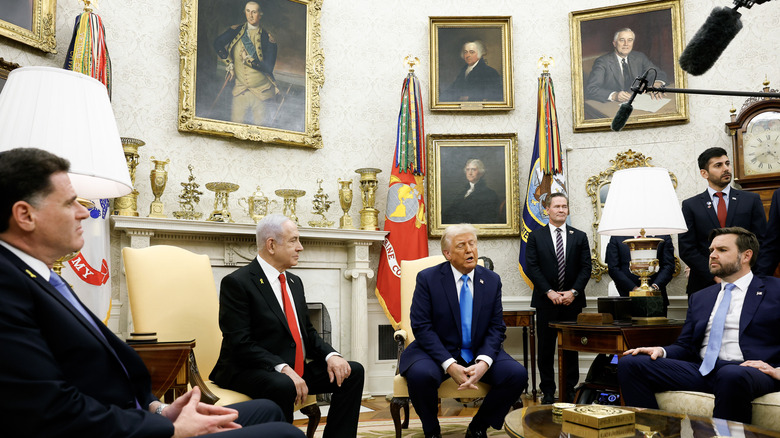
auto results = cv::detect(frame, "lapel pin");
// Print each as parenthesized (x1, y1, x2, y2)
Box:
(732, 196, 737, 200)
(706, 202, 712, 208)
(479, 279, 484, 284)
(569, 230, 573, 235)
(289, 277, 294, 283)
(259, 278, 264, 284)
(757, 291, 764, 296)
(25, 269, 36, 278)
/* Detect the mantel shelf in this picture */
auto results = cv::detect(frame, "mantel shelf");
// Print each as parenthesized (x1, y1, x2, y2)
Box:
(112, 216, 387, 243)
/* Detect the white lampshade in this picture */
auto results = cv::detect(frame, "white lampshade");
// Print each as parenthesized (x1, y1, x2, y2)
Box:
(0, 66, 132, 199)
(598, 167, 687, 236)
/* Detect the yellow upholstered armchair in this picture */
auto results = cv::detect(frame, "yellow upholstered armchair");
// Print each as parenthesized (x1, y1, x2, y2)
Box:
(122, 245, 320, 438)
(389, 255, 491, 438)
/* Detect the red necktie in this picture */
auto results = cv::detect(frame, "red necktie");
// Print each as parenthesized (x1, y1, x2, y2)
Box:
(279, 273, 304, 376)
(715, 192, 727, 227)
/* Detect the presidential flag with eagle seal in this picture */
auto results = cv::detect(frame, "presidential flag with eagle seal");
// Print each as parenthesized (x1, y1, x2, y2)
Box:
(518, 68, 568, 287)
(375, 66, 428, 329)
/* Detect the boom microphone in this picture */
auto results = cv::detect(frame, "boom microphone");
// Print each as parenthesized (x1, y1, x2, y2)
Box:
(678, 6, 743, 76)
(611, 70, 650, 132)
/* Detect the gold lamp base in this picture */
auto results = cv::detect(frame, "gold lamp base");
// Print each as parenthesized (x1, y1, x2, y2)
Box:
(623, 231, 666, 320)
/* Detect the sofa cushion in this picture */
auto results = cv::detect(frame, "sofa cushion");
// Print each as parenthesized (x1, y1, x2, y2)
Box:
(656, 390, 780, 431)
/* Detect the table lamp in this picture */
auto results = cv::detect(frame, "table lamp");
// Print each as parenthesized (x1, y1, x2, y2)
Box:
(598, 167, 687, 321)
(0, 66, 133, 274)
(0, 66, 132, 199)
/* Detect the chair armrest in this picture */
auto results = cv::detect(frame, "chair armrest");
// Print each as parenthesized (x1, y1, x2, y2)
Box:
(393, 329, 408, 375)
(188, 350, 220, 405)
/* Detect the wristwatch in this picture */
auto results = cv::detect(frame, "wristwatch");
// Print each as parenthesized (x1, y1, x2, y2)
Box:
(571, 289, 579, 297)
(155, 403, 170, 415)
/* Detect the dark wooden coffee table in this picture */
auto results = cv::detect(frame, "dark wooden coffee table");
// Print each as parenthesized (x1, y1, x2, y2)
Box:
(505, 405, 780, 438)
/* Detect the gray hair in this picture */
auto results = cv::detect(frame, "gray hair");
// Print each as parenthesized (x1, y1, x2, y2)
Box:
(461, 40, 486, 59)
(256, 213, 292, 250)
(613, 28, 634, 42)
(464, 158, 486, 177)
(441, 224, 478, 252)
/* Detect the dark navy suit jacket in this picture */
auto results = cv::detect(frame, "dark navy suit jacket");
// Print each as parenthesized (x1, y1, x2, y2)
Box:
(584, 50, 667, 102)
(665, 275, 780, 367)
(399, 262, 510, 374)
(0, 245, 170, 437)
(526, 224, 591, 310)
(679, 188, 767, 294)
(757, 188, 780, 276)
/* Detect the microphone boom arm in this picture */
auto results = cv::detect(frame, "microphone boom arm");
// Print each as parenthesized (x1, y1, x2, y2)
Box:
(645, 85, 780, 99)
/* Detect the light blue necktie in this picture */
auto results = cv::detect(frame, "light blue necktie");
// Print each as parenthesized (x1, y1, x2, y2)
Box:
(460, 274, 473, 363)
(699, 283, 736, 376)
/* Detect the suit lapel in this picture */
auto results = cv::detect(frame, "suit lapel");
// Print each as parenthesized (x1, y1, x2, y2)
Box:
(248, 260, 290, 336)
(471, 266, 485, 340)
(725, 189, 740, 226)
(608, 56, 623, 88)
(565, 227, 576, 269)
(699, 190, 721, 229)
(440, 263, 462, 334)
(739, 276, 765, 335)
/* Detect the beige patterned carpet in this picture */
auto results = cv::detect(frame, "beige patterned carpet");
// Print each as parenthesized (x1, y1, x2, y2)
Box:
(298, 417, 512, 437)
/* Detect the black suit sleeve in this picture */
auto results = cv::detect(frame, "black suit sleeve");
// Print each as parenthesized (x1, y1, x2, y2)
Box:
(654, 236, 675, 289)
(526, 230, 554, 295)
(747, 193, 768, 245)
(679, 199, 713, 284)
(571, 231, 592, 295)
(606, 237, 635, 295)
(758, 190, 780, 275)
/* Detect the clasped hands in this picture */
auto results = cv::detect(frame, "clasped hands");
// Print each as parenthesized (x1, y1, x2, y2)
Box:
(547, 290, 575, 306)
(281, 355, 352, 406)
(161, 386, 242, 438)
(447, 360, 489, 391)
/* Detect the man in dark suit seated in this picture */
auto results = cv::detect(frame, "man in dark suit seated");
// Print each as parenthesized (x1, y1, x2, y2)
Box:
(584, 28, 667, 103)
(0, 148, 303, 437)
(210, 214, 364, 438)
(757, 187, 780, 276)
(679, 147, 767, 295)
(619, 227, 780, 424)
(399, 224, 527, 438)
(605, 234, 675, 311)
(525, 193, 591, 404)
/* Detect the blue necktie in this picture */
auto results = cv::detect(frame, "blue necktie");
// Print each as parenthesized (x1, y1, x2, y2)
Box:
(460, 274, 473, 363)
(699, 283, 736, 375)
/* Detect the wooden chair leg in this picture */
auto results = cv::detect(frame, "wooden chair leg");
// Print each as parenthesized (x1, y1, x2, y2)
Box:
(300, 403, 321, 438)
(390, 396, 409, 438)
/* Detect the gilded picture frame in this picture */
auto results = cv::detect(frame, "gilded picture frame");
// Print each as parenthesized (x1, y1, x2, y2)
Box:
(429, 16, 513, 111)
(0, 58, 21, 94)
(178, 0, 323, 148)
(0, 0, 56, 53)
(427, 133, 520, 237)
(586, 149, 681, 281)
(569, 0, 688, 132)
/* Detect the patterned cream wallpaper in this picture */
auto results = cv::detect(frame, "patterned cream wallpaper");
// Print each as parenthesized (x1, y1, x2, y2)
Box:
(2, 0, 779, 305)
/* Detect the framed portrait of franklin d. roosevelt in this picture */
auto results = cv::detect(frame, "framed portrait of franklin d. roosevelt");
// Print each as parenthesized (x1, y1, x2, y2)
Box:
(178, 0, 323, 148)
(429, 16, 513, 111)
(569, 0, 688, 132)
(427, 133, 520, 237)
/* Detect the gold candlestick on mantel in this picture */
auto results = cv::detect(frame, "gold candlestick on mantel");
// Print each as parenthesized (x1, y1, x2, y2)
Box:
(337, 178, 354, 229)
(275, 189, 306, 225)
(355, 167, 381, 230)
(114, 137, 145, 216)
(206, 182, 239, 223)
(148, 157, 170, 218)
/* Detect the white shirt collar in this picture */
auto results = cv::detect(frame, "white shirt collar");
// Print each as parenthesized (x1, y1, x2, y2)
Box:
(450, 263, 474, 284)
(707, 185, 731, 199)
(256, 254, 282, 282)
(465, 59, 480, 76)
(728, 270, 753, 294)
(0, 239, 51, 281)
(246, 22, 260, 30)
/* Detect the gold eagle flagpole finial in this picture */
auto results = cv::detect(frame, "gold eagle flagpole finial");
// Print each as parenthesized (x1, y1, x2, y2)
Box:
(537, 56, 555, 75)
(405, 55, 420, 73)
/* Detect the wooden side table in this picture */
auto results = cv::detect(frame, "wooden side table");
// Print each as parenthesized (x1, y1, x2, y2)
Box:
(549, 321, 684, 403)
(129, 339, 195, 402)
(503, 309, 537, 400)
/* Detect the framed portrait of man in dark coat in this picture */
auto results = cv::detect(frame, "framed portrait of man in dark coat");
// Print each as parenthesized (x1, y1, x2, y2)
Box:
(569, 0, 689, 132)
(429, 17, 513, 111)
(426, 133, 520, 237)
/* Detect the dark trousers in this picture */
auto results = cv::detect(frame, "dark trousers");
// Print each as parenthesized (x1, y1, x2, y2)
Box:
(404, 353, 527, 436)
(203, 399, 304, 437)
(225, 360, 364, 438)
(618, 354, 780, 423)
(535, 304, 581, 398)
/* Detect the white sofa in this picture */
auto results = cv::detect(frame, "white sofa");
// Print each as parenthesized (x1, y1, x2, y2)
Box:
(656, 390, 780, 431)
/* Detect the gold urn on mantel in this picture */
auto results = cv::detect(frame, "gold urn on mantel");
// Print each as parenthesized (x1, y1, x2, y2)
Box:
(355, 167, 381, 230)
(239, 186, 278, 223)
(148, 157, 170, 218)
(114, 137, 145, 216)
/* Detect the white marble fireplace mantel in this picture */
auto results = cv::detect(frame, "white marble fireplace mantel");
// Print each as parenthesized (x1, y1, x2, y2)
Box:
(112, 216, 386, 396)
